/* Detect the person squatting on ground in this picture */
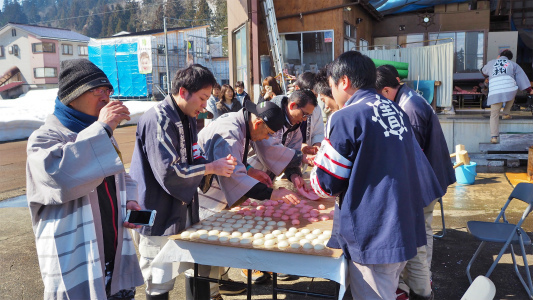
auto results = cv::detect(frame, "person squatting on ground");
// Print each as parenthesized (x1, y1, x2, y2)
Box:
(481, 50, 532, 144)
(26, 58, 144, 300)
(129, 64, 238, 300)
(310, 51, 444, 300)
(376, 65, 456, 300)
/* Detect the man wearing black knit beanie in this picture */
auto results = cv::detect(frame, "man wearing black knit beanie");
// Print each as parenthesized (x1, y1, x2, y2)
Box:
(26, 58, 144, 300)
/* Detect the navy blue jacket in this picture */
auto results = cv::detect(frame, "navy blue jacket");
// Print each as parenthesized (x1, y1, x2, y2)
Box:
(394, 85, 455, 192)
(310, 89, 444, 264)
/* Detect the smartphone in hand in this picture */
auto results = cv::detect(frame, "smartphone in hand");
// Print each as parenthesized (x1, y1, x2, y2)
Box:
(125, 210, 157, 226)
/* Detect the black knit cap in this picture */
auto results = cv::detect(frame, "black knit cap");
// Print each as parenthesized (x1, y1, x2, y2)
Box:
(244, 100, 285, 132)
(57, 59, 113, 105)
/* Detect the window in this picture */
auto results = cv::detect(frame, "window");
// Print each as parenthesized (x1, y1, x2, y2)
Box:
(159, 72, 168, 90)
(62, 44, 73, 55)
(280, 30, 334, 73)
(34, 67, 57, 78)
(344, 22, 356, 38)
(157, 44, 165, 54)
(8, 45, 19, 56)
(429, 31, 484, 73)
(344, 22, 357, 52)
(11, 29, 16, 37)
(78, 45, 88, 56)
(32, 42, 55, 53)
(0, 46, 4, 57)
(196, 46, 203, 58)
(373, 36, 398, 50)
(359, 39, 369, 50)
(399, 34, 424, 48)
(234, 25, 248, 84)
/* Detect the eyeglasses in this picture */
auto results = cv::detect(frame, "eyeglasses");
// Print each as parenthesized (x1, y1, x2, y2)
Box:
(90, 87, 114, 97)
(299, 108, 313, 118)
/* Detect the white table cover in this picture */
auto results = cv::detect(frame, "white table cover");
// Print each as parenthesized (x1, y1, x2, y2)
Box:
(151, 239, 349, 300)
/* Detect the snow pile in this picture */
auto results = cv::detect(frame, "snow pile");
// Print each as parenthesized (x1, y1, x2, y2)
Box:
(0, 89, 157, 142)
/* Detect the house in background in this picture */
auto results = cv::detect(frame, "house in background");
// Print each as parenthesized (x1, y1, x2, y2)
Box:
(89, 26, 229, 100)
(0, 22, 90, 99)
(227, 0, 381, 101)
(209, 35, 229, 85)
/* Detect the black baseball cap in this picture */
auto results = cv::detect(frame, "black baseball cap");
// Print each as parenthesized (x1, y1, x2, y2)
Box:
(244, 101, 285, 132)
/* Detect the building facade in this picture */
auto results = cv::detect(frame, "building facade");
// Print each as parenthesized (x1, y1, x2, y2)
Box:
(89, 26, 229, 100)
(227, 0, 380, 101)
(0, 22, 89, 99)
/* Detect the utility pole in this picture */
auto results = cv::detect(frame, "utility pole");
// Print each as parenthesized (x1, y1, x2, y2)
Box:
(164, 17, 171, 94)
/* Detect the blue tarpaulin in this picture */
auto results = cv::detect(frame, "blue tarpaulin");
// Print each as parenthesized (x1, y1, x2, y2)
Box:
(369, 0, 469, 15)
(89, 41, 148, 98)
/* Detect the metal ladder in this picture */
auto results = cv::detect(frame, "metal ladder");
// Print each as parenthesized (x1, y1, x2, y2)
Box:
(262, 0, 287, 94)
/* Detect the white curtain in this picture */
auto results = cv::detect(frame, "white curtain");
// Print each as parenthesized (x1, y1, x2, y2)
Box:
(360, 42, 453, 107)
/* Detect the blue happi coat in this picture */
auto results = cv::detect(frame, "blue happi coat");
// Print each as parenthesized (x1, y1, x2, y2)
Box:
(310, 89, 444, 264)
(395, 85, 456, 192)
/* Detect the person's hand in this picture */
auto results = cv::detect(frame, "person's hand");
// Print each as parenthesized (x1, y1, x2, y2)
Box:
(290, 174, 312, 192)
(290, 174, 304, 189)
(205, 154, 237, 177)
(248, 168, 272, 187)
(303, 154, 316, 166)
(271, 187, 300, 205)
(98, 101, 130, 131)
(123, 201, 142, 229)
(301, 145, 319, 155)
(264, 91, 275, 100)
(303, 181, 312, 192)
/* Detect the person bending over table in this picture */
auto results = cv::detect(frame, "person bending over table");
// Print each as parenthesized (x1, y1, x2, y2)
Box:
(376, 64, 455, 300)
(292, 72, 325, 164)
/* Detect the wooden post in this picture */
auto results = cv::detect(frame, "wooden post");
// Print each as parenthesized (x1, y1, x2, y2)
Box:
(455, 144, 465, 164)
(527, 146, 533, 181)
(458, 150, 470, 166)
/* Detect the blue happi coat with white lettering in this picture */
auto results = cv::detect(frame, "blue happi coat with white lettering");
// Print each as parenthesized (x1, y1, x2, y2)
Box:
(395, 85, 456, 192)
(310, 89, 444, 264)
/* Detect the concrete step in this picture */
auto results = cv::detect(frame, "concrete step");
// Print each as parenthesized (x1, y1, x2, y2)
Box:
(469, 154, 522, 168)
(470, 153, 528, 160)
(479, 133, 533, 153)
